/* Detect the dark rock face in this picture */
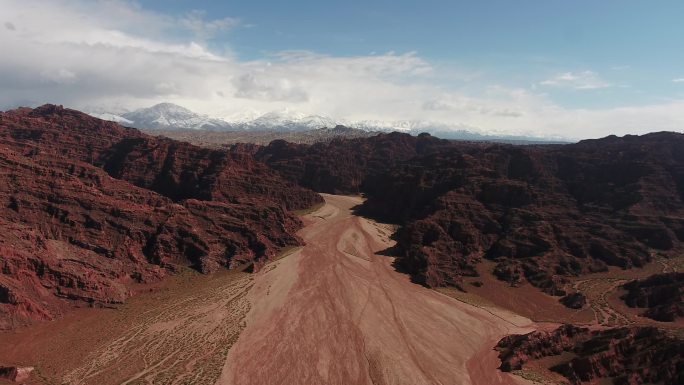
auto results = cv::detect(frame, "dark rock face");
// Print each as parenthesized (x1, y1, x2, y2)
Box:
(0, 366, 34, 382)
(497, 324, 585, 372)
(255, 132, 453, 194)
(143, 124, 380, 147)
(366, 135, 684, 291)
(2, 105, 321, 211)
(560, 292, 587, 309)
(99, 136, 322, 211)
(496, 325, 684, 385)
(259, 131, 684, 294)
(621, 273, 684, 322)
(0, 105, 321, 328)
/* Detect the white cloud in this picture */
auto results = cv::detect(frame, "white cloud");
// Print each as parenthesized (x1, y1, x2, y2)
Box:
(673, 78, 684, 83)
(422, 95, 523, 117)
(0, 0, 682, 140)
(40, 68, 77, 84)
(233, 73, 309, 102)
(180, 10, 242, 41)
(540, 71, 611, 90)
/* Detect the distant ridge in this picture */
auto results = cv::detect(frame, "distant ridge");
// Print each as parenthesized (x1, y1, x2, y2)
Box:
(90, 102, 572, 143)
(142, 125, 380, 147)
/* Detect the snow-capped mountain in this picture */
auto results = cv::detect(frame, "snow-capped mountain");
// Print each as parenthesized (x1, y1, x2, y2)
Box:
(88, 112, 133, 125)
(91, 102, 571, 143)
(228, 111, 339, 132)
(117, 103, 232, 131)
(93, 103, 340, 132)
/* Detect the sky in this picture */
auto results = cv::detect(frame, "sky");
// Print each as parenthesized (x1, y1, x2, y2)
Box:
(1, 0, 683, 139)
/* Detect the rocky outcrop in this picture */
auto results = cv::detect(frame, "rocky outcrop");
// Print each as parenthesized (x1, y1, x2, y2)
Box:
(145, 124, 380, 147)
(257, 131, 684, 295)
(255, 132, 452, 194)
(621, 272, 684, 321)
(1, 104, 321, 211)
(0, 105, 321, 328)
(560, 292, 587, 309)
(363, 134, 684, 292)
(497, 325, 684, 385)
(497, 324, 585, 371)
(0, 366, 34, 382)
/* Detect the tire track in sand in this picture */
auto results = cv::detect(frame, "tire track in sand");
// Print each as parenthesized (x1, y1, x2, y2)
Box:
(61, 272, 253, 385)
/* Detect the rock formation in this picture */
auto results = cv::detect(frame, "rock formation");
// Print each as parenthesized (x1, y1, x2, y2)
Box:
(0, 105, 321, 328)
(621, 272, 684, 321)
(144, 124, 380, 147)
(255, 132, 452, 194)
(497, 325, 684, 385)
(364, 133, 684, 293)
(0, 366, 34, 382)
(560, 292, 587, 309)
(258, 131, 684, 296)
(2, 105, 321, 211)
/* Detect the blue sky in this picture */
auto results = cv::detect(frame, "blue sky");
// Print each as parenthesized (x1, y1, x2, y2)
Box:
(1, 0, 683, 138)
(138, 0, 684, 104)
(196, 1, 684, 102)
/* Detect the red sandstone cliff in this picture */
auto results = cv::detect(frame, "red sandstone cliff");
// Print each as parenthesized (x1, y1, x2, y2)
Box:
(496, 325, 684, 385)
(0, 105, 321, 328)
(259, 132, 684, 297)
(621, 272, 684, 322)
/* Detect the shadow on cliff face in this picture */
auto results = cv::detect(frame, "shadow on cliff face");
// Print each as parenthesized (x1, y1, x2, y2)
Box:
(350, 202, 429, 286)
(373, 245, 430, 287)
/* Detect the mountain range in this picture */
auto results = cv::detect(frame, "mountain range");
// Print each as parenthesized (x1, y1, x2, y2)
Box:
(89, 102, 571, 143)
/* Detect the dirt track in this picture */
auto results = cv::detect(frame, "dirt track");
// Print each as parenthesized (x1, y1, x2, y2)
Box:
(0, 269, 253, 385)
(217, 194, 536, 385)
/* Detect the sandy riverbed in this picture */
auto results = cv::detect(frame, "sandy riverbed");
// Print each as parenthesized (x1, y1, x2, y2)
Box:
(217, 194, 536, 385)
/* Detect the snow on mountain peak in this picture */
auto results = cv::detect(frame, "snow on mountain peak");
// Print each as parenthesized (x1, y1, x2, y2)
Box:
(119, 103, 230, 130)
(90, 102, 570, 142)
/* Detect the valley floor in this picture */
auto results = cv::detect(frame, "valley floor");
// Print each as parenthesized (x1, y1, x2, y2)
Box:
(217, 194, 536, 385)
(0, 269, 253, 385)
(0, 195, 537, 385)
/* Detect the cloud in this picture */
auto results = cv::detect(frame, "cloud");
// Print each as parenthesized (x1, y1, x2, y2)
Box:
(0, 0, 682, 140)
(233, 73, 309, 102)
(0, 0, 229, 104)
(1, 0, 222, 59)
(40, 68, 77, 84)
(422, 97, 523, 117)
(673, 78, 684, 83)
(180, 10, 241, 41)
(540, 71, 611, 90)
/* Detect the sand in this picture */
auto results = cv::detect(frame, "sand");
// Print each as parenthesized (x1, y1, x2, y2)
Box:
(0, 269, 253, 385)
(217, 194, 536, 385)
